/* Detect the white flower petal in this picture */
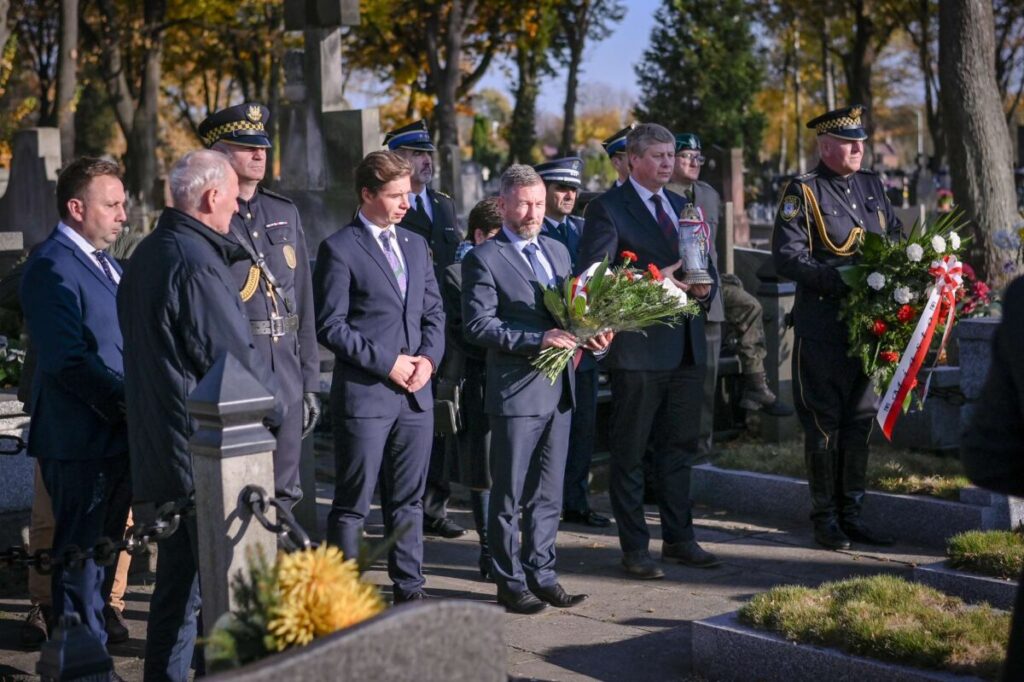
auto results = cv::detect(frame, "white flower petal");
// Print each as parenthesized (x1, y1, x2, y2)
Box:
(867, 272, 886, 291)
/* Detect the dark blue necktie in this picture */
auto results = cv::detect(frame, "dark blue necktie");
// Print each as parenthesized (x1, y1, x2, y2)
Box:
(523, 243, 553, 287)
(94, 250, 117, 285)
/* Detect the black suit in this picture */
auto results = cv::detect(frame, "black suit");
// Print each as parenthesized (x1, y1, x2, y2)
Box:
(579, 179, 718, 554)
(462, 230, 575, 595)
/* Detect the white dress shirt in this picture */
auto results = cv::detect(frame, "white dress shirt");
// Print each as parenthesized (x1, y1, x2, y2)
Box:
(57, 222, 120, 284)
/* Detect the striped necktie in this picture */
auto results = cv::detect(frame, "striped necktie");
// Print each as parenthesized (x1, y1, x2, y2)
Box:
(379, 230, 407, 297)
(93, 250, 118, 285)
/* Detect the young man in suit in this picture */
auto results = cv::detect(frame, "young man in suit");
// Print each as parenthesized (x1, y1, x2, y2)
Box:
(462, 164, 612, 614)
(535, 157, 610, 529)
(385, 119, 467, 539)
(579, 123, 722, 579)
(20, 157, 132, 653)
(314, 150, 445, 603)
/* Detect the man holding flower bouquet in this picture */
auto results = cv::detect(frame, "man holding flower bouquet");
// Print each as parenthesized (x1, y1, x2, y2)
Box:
(772, 105, 903, 550)
(578, 123, 721, 579)
(462, 165, 613, 614)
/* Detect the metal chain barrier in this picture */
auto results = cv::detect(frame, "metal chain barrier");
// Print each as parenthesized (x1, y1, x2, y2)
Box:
(0, 495, 195, 575)
(241, 485, 314, 552)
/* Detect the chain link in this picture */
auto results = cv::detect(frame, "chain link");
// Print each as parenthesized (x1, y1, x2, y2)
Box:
(241, 485, 314, 552)
(0, 494, 195, 575)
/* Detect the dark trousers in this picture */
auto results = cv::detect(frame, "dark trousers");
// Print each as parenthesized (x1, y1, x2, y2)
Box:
(144, 515, 201, 682)
(699, 321, 722, 456)
(793, 337, 876, 520)
(326, 398, 433, 598)
(40, 455, 131, 647)
(272, 397, 305, 511)
(609, 363, 705, 553)
(563, 366, 598, 513)
(422, 436, 451, 521)
(489, 405, 571, 595)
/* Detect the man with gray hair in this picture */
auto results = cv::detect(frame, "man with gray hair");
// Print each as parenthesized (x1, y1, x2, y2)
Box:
(118, 149, 282, 681)
(579, 122, 721, 580)
(463, 164, 612, 614)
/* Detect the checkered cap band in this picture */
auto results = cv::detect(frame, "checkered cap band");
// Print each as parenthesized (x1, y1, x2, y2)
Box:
(202, 120, 267, 147)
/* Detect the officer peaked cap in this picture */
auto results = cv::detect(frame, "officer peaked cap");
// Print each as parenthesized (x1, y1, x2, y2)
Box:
(806, 105, 868, 141)
(534, 157, 583, 188)
(199, 103, 271, 148)
(383, 120, 436, 152)
(601, 123, 637, 156)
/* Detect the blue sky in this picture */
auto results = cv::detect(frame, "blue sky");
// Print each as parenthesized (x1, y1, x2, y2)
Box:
(475, 0, 662, 115)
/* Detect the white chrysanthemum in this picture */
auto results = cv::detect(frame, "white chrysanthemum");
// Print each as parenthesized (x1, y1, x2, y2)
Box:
(893, 286, 912, 305)
(948, 232, 961, 250)
(931, 235, 947, 254)
(905, 243, 924, 262)
(867, 272, 886, 291)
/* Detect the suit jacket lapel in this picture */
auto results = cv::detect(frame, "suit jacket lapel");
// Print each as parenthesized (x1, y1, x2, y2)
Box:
(496, 232, 537, 289)
(622, 181, 677, 255)
(353, 223, 404, 302)
(53, 229, 117, 296)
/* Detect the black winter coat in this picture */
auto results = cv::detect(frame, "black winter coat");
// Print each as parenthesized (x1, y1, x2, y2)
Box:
(118, 208, 281, 503)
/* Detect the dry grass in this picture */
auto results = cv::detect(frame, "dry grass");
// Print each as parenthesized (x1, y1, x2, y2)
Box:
(739, 575, 1010, 679)
(713, 438, 970, 499)
(947, 530, 1024, 580)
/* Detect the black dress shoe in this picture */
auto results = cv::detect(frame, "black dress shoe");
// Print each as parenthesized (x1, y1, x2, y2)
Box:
(561, 509, 611, 528)
(621, 550, 665, 579)
(532, 583, 587, 608)
(662, 540, 722, 568)
(813, 520, 852, 550)
(497, 590, 548, 615)
(424, 517, 467, 538)
(104, 604, 130, 644)
(478, 551, 493, 582)
(19, 604, 50, 649)
(394, 590, 428, 604)
(841, 519, 894, 546)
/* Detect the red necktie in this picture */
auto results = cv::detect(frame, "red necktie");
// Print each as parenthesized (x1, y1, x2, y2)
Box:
(651, 194, 677, 243)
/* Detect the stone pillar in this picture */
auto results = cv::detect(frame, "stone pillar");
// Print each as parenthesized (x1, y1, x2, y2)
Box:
(756, 279, 799, 442)
(188, 353, 278, 633)
(720, 148, 749, 247)
(957, 317, 999, 429)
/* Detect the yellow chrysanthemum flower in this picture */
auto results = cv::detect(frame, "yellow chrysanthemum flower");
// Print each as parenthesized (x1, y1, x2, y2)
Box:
(267, 545, 385, 650)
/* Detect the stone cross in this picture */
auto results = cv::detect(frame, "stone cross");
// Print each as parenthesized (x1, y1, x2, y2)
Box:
(278, 0, 381, 252)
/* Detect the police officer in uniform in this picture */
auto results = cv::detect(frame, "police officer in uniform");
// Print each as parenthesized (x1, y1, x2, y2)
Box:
(535, 157, 610, 528)
(772, 105, 901, 550)
(199, 103, 321, 511)
(601, 123, 636, 188)
(385, 120, 466, 537)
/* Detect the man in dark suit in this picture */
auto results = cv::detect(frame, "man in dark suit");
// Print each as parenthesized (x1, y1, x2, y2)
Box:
(535, 157, 609, 529)
(579, 123, 721, 579)
(463, 164, 612, 614)
(201, 102, 321, 511)
(314, 150, 445, 603)
(385, 120, 467, 539)
(20, 157, 132, 651)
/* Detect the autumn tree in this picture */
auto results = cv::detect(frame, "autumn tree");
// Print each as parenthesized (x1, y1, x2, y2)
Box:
(551, 0, 624, 156)
(939, 0, 1019, 284)
(635, 0, 765, 159)
(505, 0, 559, 164)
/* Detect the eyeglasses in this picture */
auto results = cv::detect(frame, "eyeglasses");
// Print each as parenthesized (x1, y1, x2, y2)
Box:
(678, 153, 705, 165)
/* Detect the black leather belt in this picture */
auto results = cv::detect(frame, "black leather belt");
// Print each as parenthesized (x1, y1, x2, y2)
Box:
(250, 314, 299, 337)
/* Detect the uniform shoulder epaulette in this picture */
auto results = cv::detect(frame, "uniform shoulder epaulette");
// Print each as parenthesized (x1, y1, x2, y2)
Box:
(258, 186, 295, 204)
(694, 179, 715, 191)
(795, 169, 818, 182)
(856, 168, 879, 176)
(432, 189, 452, 200)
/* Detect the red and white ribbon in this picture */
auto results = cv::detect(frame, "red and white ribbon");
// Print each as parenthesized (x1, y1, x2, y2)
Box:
(876, 254, 962, 439)
(571, 261, 602, 302)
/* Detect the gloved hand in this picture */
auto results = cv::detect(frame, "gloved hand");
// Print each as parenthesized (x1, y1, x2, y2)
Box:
(301, 392, 321, 439)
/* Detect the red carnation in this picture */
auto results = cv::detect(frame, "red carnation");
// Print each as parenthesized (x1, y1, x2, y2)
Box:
(872, 319, 887, 337)
(880, 350, 899, 363)
(961, 263, 977, 282)
(647, 263, 664, 281)
(896, 305, 914, 323)
(620, 250, 638, 264)
(974, 281, 991, 300)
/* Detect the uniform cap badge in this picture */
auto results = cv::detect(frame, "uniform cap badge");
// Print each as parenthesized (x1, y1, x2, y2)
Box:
(246, 105, 262, 123)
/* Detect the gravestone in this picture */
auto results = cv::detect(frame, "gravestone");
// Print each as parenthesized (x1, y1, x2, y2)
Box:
(278, 0, 381, 254)
(0, 129, 60, 254)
